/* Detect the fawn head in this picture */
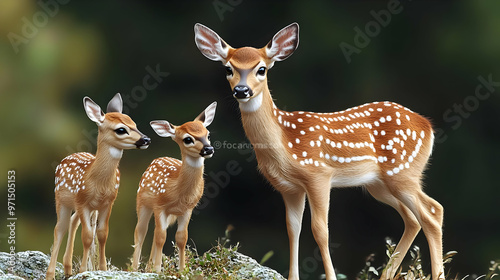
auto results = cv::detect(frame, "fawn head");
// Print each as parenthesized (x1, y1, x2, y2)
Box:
(150, 102, 217, 161)
(194, 23, 299, 105)
(84, 93, 151, 150)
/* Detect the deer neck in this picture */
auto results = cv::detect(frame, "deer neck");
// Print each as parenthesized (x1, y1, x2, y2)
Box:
(239, 87, 286, 159)
(178, 154, 205, 195)
(87, 137, 121, 190)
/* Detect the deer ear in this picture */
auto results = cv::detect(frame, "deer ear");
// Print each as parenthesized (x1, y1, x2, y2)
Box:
(107, 93, 123, 113)
(195, 101, 217, 127)
(150, 120, 176, 138)
(265, 23, 299, 63)
(194, 23, 232, 63)
(83, 97, 105, 124)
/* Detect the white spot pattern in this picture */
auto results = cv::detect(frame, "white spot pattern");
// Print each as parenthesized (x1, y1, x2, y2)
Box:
(272, 101, 431, 176)
(138, 157, 181, 195)
(54, 152, 120, 193)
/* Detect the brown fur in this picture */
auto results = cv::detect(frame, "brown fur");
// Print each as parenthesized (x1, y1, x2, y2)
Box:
(47, 97, 148, 280)
(194, 23, 444, 280)
(132, 120, 212, 272)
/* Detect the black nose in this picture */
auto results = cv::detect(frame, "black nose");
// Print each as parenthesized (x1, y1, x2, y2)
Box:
(233, 85, 253, 99)
(200, 146, 214, 157)
(135, 136, 151, 148)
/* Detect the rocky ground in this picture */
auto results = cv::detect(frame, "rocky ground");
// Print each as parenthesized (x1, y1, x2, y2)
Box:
(0, 250, 285, 280)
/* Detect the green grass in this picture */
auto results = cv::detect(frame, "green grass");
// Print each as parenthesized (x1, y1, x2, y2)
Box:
(355, 238, 499, 280)
(65, 233, 499, 280)
(130, 226, 256, 279)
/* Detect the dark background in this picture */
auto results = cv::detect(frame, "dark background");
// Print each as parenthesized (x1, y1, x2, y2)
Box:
(1, 0, 499, 279)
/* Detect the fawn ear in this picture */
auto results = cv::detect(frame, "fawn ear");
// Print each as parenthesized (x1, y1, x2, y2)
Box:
(83, 97, 105, 124)
(150, 120, 176, 138)
(194, 23, 232, 63)
(195, 101, 217, 127)
(265, 23, 299, 63)
(107, 93, 123, 113)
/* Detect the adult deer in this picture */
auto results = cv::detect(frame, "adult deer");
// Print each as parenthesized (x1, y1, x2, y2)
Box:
(46, 93, 151, 279)
(194, 23, 444, 280)
(132, 102, 216, 272)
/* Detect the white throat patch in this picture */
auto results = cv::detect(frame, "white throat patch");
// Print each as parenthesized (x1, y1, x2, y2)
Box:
(239, 92, 263, 112)
(109, 147, 123, 159)
(185, 156, 204, 168)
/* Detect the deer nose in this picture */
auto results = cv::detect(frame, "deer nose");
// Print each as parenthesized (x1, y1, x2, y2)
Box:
(200, 145, 214, 157)
(136, 136, 151, 149)
(233, 85, 253, 99)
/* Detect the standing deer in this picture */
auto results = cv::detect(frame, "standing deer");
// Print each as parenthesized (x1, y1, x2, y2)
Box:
(194, 23, 444, 280)
(46, 93, 151, 280)
(132, 102, 216, 272)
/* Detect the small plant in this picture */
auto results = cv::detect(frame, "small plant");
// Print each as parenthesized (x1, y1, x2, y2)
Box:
(133, 225, 242, 279)
(357, 238, 459, 280)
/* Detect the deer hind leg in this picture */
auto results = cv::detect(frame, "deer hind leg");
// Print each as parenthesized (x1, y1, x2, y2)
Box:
(132, 206, 153, 271)
(307, 188, 336, 280)
(97, 207, 113, 271)
(47, 205, 72, 280)
(366, 182, 421, 280)
(151, 210, 170, 272)
(78, 208, 94, 273)
(396, 183, 444, 280)
(63, 213, 81, 276)
(176, 211, 192, 271)
(282, 191, 306, 280)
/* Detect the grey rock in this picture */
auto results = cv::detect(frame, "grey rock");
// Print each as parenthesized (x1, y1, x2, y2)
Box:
(0, 251, 285, 280)
(67, 271, 159, 280)
(0, 251, 63, 280)
(230, 252, 286, 280)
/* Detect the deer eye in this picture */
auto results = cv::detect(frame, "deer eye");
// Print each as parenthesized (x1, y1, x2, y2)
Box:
(183, 137, 194, 145)
(257, 67, 266, 76)
(114, 127, 128, 135)
(225, 67, 233, 76)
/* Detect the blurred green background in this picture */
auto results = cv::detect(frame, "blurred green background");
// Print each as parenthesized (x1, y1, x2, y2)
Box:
(1, 0, 499, 279)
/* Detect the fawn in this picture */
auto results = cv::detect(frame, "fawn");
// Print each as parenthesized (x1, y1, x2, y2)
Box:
(47, 93, 151, 279)
(132, 102, 216, 272)
(194, 23, 444, 280)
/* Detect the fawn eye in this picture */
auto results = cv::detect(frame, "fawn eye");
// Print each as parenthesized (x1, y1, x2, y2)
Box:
(114, 127, 128, 135)
(225, 67, 233, 76)
(207, 134, 211, 141)
(257, 67, 266, 76)
(183, 137, 194, 145)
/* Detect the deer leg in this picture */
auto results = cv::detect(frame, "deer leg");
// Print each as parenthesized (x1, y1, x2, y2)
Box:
(146, 233, 156, 272)
(151, 210, 169, 272)
(78, 208, 93, 273)
(97, 206, 112, 271)
(399, 188, 444, 280)
(282, 191, 306, 280)
(46, 205, 71, 280)
(308, 187, 336, 280)
(176, 211, 192, 271)
(63, 213, 81, 276)
(366, 183, 421, 280)
(132, 206, 153, 271)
